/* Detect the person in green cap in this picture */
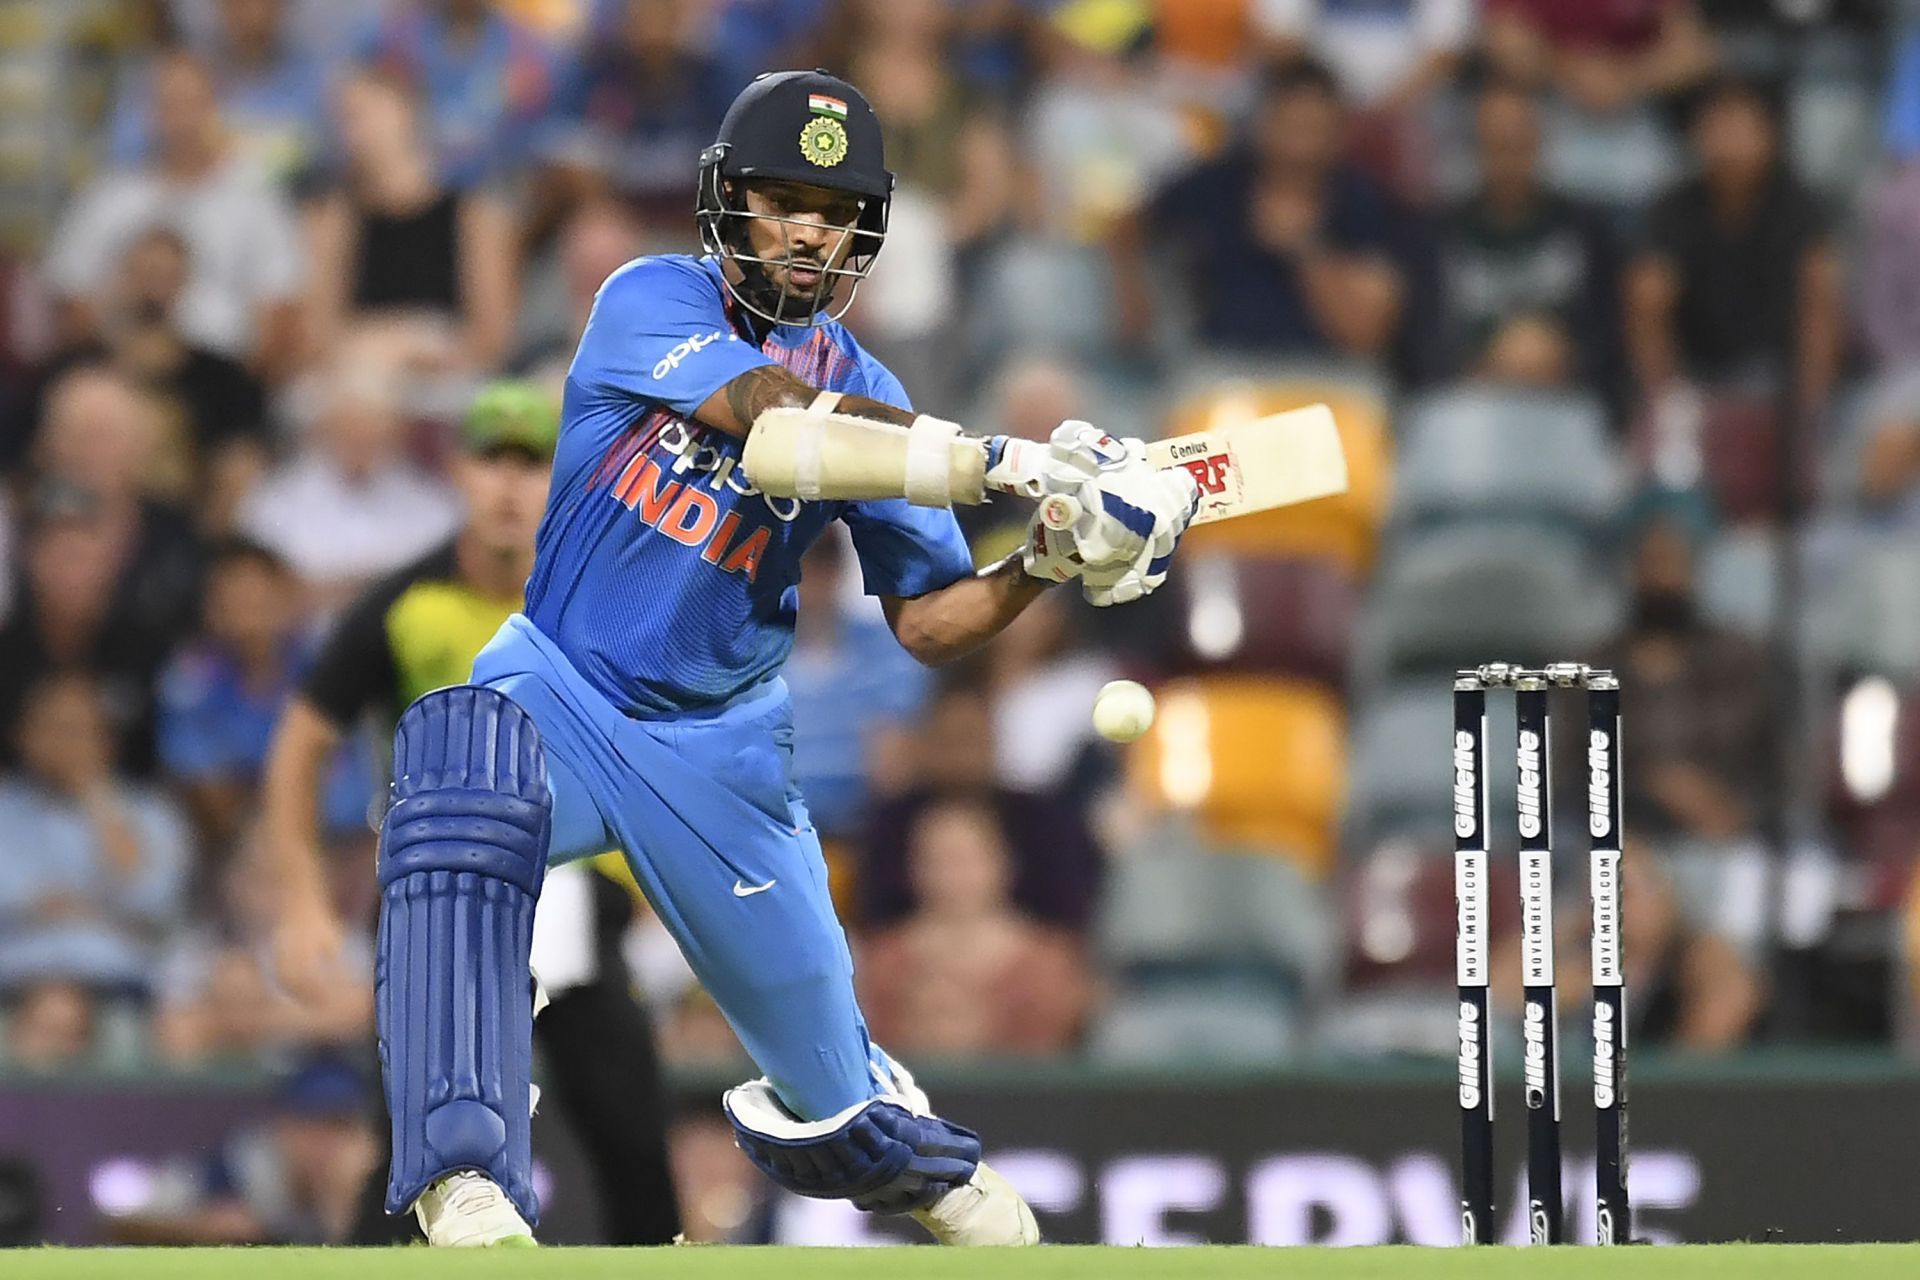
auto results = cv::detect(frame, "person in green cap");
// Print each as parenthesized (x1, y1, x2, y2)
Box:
(260, 379, 679, 1245)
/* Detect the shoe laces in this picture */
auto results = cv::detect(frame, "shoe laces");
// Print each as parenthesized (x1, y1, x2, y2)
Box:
(440, 1172, 506, 1217)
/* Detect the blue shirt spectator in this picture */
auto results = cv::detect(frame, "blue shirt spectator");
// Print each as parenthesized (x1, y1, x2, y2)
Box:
(355, 2, 559, 190)
(106, 0, 331, 186)
(547, 0, 737, 217)
(157, 540, 371, 857)
(0, 676, 191, 993)
(1124, 59, 1407, 362)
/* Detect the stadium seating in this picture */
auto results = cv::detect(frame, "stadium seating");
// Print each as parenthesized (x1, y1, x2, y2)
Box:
(1164, 550, 1358, 688)
(1127, 677, 1347, 877)
(1343, 682, 1514, 850)
(1809, 533, 1920, 686)
(1391, 387, 1623, 538)
(1087, 979, 1301, 1066)
(1351, 525, 1623, 688)
(1696, 527, 1781, 640)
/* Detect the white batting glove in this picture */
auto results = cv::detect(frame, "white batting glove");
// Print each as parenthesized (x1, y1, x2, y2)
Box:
(1081, 466, 1200, 607)
(984, 420, 1131, 502)
(1020, 501, 1083, 584)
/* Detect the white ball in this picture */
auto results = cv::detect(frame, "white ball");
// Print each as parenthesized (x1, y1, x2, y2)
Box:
(1092, 679, 1156, 743)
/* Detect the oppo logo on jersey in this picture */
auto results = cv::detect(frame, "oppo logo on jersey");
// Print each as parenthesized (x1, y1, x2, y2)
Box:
(652, 330, 728, 381)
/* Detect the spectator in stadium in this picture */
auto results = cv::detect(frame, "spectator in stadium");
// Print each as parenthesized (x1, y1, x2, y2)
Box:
(844, 0, 1017, 251)
(353, 0, 560, 191)
(27, 366, 206, 638)
(541, 0, 737, 229)
(858, 678, 1105, 931)
(235, 361, 460, 606)
(1024, 1, 1195, 245)
(0, 379, 207, 769)
(1482, 0, 1714, 115)
(1624, 77, 1842, 416)
(303, 69, 518, 372)
(1421, 79, 1620, 394)
(511, 198, 644, 385)
(857, 795, 1094, 1057)
(151, 845, 372, 1064)
(1114, 58, 1407, 363)
(0, 674, 191, 996)
(105, 1057, 378, 1245)
(5, 980, 98, 1070)
(157, 539, 365, 864)
(1482, 0, 1712, 214)
(42, 49, 305, 374)
(105, 0, 331, 187)
(27, 228, 268, 526)
(786, 529, 934, 843)
(1255, 0, 1473, 112)
(1610, 492, 1773, 846)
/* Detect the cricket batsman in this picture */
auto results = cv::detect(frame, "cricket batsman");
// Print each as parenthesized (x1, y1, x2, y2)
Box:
(373, 70, 1199, 1247)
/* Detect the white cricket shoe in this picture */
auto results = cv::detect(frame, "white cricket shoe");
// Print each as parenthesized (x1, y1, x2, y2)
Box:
(910, 1161, 1040, 1246)
(413, 1171, 537, 1248)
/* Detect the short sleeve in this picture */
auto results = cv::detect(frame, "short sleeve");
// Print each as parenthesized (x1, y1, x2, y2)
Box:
(570, 257, 775, 416)
(301, 587, 400, 728)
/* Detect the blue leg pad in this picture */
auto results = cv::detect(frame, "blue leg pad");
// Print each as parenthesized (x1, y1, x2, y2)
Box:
(723, 1079, 981, 1214)
(376, 685, 552, 1224)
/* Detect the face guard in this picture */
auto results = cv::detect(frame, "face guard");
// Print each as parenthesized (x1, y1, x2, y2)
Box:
(696, 146, 889, 328)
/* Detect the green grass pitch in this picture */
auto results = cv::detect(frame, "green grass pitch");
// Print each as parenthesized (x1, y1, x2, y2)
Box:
(11, 1246, 1920, 1279)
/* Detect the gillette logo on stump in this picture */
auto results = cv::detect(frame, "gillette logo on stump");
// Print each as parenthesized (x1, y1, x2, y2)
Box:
(1516, 730, 1543, 838)
(1523, 1001, 1550, 1107)
(1452, 730, 1477, 839)
(1588, 728, 1613, 839)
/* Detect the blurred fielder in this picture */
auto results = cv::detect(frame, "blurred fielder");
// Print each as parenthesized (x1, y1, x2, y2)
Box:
(372, 69, 1198, 1247)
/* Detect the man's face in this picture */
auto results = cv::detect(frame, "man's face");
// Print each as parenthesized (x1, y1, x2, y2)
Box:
(152, 55, 219, 159)
(1254, 89, 1341, 174)
(207, 557, 296, 652)
(18, 678, 112, 791)
(1696, 95, 1775, 187)
(1476, 90, 1540, 195)
(737, 181, 865, 302)
(457, 450, 551, 558)
(217, 0, 282, 48)
(120, 235, 190, 318)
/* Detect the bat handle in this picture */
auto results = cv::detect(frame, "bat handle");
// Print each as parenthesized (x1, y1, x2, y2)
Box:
(1039, 492, 1080, 532)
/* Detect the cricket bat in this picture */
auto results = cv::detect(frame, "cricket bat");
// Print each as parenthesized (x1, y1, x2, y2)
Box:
(1029, 403, 1347, 532)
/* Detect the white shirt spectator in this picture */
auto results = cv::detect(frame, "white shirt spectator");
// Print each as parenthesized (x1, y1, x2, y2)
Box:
(42, 152, 303, 358)
(1255, 0, 1475, 105)
(236, 454, 460, 601)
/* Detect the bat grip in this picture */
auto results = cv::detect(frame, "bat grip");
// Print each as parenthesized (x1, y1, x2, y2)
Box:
(1039, 492, 1080, 532)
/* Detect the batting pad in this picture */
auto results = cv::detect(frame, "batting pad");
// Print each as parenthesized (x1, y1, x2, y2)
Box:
(377, 685, 552, 1224)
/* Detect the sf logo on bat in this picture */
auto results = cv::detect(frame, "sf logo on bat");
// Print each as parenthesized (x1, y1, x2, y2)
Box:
(1179, 454, 1233, 495)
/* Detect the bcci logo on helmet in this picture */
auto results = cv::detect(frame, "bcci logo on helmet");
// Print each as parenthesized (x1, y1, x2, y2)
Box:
(800, 117, 849, 167)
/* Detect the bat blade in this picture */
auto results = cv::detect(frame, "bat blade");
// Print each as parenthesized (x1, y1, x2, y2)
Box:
(1149, 403, 1347, 526)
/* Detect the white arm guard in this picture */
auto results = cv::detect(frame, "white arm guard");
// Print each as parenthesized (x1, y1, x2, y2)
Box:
(744, 402, 987, 507)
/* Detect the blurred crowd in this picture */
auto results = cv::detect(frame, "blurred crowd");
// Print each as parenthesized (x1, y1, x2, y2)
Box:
(2, 0, 1920, 1177)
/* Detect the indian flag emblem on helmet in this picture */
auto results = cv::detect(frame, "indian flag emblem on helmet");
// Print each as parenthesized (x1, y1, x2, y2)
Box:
(799, 115, 849, 168)
(808, 94, 848, 120)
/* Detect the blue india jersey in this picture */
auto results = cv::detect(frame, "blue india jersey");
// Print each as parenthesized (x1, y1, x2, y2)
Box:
(524, 254, 973, 715)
